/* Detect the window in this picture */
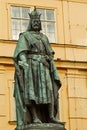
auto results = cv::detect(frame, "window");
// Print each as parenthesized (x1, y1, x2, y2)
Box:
(37, 8, 56, 43)
(11, 6, 30, 40)
(11, 6, 56, 43)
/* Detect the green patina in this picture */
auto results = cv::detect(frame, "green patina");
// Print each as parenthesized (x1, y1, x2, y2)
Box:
(13, 7, 62, 130)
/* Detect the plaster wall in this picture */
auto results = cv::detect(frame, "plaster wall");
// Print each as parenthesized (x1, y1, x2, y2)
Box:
(0, 0, 87, 130)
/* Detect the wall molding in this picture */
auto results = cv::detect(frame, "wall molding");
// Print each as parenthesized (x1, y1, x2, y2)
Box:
(58, 0, 87, 4)
(0, 56, 87, 70)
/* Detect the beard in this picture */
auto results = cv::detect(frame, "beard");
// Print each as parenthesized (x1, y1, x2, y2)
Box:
(27, 19, 42, 31)
(31, 24, 41, 31)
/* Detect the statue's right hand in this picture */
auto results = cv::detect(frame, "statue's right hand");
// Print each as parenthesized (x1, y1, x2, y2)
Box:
(18, 61, 29, 69)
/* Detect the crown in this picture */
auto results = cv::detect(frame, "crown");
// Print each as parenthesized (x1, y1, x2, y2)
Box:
(28, 6, 41, 19)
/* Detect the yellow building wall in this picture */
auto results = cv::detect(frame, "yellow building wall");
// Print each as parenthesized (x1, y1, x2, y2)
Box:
(0, 0, 87, 130)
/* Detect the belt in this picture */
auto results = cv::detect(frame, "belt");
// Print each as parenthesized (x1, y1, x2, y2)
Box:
(28, 52, 46, 55)
(27, 54, 50, 68)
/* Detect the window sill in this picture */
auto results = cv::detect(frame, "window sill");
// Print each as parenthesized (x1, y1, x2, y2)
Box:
(8, 121, 16, 125)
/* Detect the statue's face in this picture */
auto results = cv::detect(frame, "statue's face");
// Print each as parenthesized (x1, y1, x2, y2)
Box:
(31, 18, 41, 31)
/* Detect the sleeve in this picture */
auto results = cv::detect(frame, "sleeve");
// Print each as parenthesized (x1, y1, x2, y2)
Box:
(13, 33, 28, 60)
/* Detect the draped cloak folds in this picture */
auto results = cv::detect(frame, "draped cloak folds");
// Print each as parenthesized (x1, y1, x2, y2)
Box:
(13, 31, 61, 124)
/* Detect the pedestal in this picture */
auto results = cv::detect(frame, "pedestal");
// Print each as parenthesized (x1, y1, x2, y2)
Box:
(15, 123, 66, 130)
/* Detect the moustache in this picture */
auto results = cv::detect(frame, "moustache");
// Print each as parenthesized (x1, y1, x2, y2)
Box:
(34, 24, 39, 26)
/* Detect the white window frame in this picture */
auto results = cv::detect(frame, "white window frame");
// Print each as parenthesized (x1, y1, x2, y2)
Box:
(37, 8, 57, 43)
(10, 6, 57, 43)
(11, 6, 30, 40)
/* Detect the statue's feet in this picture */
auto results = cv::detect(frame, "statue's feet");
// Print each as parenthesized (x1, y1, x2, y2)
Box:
(49, 117, 63, 125)
(16, 124, 25, 130)
(33, 118, 42, 124)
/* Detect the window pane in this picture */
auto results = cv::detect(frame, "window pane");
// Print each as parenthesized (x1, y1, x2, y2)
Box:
(47, 22, 55, 32)
(46, 9, 55, 20)
(41, 22, 46, 32)
(37, 9, 45, 20)
(12, 30, 20, 40)
(22, 7, 30, 18)
(47, 33, 56, 43)
(11, 6, 20, 18)
(21, 20, 29, 31)
(12, 19, 20, 30)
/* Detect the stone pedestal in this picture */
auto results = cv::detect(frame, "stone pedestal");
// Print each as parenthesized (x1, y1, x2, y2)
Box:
(15, 123, 66, 130)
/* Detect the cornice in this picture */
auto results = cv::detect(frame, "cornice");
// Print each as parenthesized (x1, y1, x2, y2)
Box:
(51, 43, 87, 49)
(0, 39, 87, 49)
(0, 56, 87, 70)
(67, 0, 87, 4)
(0, 39, 17, 44)
(58, 0, 87, 4)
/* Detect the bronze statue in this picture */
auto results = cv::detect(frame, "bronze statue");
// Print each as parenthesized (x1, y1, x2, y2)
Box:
(13, 7, 62, 130)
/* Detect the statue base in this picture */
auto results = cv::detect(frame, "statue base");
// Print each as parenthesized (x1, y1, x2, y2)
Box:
(15, 123, 66, 130)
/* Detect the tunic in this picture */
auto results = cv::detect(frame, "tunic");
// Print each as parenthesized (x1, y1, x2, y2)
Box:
(23, 32, 53, 104)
